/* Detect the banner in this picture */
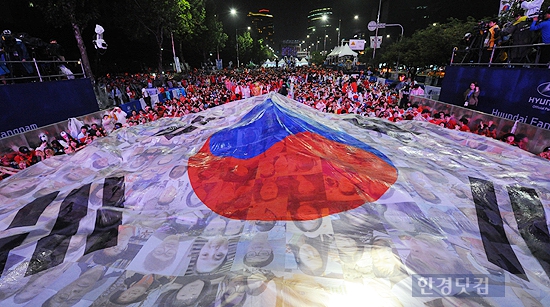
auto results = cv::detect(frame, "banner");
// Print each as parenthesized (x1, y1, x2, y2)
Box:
(369, 36, 382, 48)
(349, 39, 366, 51)
(0, 79, 99, 139)
(0, 93, 549, 306)
(440, 66, 550, 130)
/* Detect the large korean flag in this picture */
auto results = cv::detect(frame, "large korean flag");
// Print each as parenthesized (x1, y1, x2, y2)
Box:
(0, 93, 549, 307)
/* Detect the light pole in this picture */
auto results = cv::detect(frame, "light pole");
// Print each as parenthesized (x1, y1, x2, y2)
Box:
(337, 19, 341, 47)
(235, 28, 240, 68)
(373, 0, 382, 59)
(324, 30, 327, 53)
(386, 23, 404, 69)
(321, 14, 328, 54)
(230, 8, 240, 68)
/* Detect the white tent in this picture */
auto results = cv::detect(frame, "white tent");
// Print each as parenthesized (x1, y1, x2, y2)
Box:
(338, 43, 358, 58)
(326, 46, 343, 64)
(326, 44, 358, 65)
(297, 58, 309, 66)
(262, 60, 276, 68)
(327, 46, 342, 58)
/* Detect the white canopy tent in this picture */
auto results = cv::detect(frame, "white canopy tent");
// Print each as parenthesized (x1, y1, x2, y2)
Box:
(262, 60, 277, 68)
(326, 44, 358, 65)
(297, 58, 309, 66)
(338, 43, 358, 58)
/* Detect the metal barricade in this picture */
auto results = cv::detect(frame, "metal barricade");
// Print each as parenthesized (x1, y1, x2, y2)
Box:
(450, 42, 550, 68)
(0, 58, 86, 83)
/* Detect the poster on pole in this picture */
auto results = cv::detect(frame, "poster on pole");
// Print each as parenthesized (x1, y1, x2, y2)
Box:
(173, 57, 181, 73)
(369, 36, 382, 48)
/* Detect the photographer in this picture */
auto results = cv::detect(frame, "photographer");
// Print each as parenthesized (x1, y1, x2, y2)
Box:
(501, 12, 536, 63)
(530, 7, 550, 64)
(481, 19, 501, 63)
(0, 29, 34, 77)
(46, 38, 65, 61)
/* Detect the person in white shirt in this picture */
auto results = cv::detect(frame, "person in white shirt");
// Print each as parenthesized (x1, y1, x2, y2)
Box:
(111, 107, 128, 125)
(409, 84, 425, 97)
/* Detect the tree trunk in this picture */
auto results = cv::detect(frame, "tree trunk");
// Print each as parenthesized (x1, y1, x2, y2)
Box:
(157, 33, 164, 74)
(71, 21, 94, 83)
(158, 41, 163, 74)
(157, 34, 164, 85)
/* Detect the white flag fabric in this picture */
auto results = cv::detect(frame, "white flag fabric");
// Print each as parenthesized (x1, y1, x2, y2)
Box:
(0, 93, 549, 306)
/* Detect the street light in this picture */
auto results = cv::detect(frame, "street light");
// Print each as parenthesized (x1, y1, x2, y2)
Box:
(337, 19, 341, 47)
(324, 32, 328, 53)
(320, 14, 329, 53)
(230, 8, 250, 68)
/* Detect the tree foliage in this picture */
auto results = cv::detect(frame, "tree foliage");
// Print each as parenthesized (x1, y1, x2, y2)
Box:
(113, 0, 198, 73)
(181, 0, 227, 65)
(255, 39, 276, 64)
(380, 18, 478, 69)
(310, 51, 325, 66)
(33, 0, 101, 82)
(237, 31, 254, 66)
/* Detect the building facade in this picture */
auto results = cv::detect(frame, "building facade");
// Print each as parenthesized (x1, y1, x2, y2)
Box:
(248, 9, 275, 47)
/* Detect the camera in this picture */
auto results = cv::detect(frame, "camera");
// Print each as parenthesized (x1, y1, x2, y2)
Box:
(474, 21, 489, 32)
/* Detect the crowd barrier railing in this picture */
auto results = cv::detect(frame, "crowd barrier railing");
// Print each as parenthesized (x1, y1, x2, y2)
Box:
(450, 42, 550, 68)
(0, 59, 86, 83)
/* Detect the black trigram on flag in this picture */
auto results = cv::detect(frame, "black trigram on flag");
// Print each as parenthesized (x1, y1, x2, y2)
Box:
(0, 177, 125, 277)
(471, 177, 550, 281)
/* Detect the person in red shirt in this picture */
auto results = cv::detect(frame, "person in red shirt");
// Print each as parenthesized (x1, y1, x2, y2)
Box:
(457, 117, 471, 132)
(444, 114, 457, 130)
(14, 146, 37, 169)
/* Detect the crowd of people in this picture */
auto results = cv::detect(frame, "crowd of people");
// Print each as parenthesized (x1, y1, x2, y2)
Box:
(1, 67, 549, 180)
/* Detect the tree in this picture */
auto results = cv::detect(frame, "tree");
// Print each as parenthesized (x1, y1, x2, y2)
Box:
(310, 51, 326, 66)
(256, 40, 276, 64)
(115, 0, 197, 75)
(180, 0, 227, 66)
(34, 0, 100, 83)
(236, 31, 254, 67)
(380, 18, 478, 71)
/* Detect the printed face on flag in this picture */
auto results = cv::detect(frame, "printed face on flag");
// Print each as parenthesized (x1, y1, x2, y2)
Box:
(0, 93, 549, 306)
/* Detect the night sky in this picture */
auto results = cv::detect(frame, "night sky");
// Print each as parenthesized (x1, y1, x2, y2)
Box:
(219, 0, 501, 45)
(1, 0, 501, 72)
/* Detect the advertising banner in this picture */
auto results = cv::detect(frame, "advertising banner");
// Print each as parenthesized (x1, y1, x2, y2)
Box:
(0, 79, 99, 139)
(349, 39, 366, 50)
(439, 66, 550, 130)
